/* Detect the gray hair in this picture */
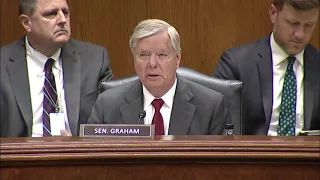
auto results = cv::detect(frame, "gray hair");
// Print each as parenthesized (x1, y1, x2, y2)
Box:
(19, 0, 37, 15)
(129, 19, 181, 52)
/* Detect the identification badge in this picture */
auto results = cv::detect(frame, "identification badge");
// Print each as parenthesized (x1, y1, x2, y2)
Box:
(49, 113, 65, 136)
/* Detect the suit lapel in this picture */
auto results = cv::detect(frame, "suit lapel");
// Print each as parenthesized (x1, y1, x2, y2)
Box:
(61, 42, 81, 135)
(303, 46, 318, 130)
(6, 39, 33, 136)
(120, 81, 144, 124)
(168, 77, 196, 135)
(256, 37, 273, 132)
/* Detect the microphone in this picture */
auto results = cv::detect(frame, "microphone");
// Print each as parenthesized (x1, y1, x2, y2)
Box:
(138, 111, 146, 124)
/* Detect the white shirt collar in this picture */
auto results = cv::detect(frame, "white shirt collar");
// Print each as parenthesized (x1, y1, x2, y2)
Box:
(143, 77, 177, 110)
(270, 32, 304, 66)
(25, 36, 62, 72)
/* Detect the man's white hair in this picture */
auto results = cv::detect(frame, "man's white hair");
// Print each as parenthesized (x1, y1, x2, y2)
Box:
(129, 19, 181, 52)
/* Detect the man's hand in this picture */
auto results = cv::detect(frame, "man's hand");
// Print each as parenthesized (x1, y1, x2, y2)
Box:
(60, 129, 70, 136)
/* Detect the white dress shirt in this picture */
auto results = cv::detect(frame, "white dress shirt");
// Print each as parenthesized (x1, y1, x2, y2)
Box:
(143, 78, 177, 135)
(268, 33, 304, 136)
(26, 37, 72, 137)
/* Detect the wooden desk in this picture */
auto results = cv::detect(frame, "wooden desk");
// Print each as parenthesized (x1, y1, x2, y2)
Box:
(1, 136, 319, 180)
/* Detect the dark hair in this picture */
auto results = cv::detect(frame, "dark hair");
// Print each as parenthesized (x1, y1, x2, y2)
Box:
(273, 0, 320, 11)
(19, 0, 37, 15)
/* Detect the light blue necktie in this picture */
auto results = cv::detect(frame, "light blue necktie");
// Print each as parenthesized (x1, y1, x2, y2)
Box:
(277, 56, 296, 136)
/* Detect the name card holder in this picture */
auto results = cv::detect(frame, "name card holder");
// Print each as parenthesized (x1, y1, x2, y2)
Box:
(79, 124, 155, 138)
(299, 130, 320, 136)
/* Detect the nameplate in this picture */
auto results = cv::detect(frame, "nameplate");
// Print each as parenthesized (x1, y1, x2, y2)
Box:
(79, 124, 155, 138)
(299, 130, 320, 136)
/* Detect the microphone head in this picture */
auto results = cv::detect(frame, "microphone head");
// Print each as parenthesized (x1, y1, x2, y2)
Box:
(138, 111, 146, 125)
(139, 111, 146, 119)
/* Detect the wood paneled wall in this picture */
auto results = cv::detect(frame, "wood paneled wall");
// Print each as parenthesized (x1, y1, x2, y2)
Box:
(1, 0, 319, 78)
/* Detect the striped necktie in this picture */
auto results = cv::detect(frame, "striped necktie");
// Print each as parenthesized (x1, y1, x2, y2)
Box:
(277, 56, 296, 136)
(42, 58, 58, 136)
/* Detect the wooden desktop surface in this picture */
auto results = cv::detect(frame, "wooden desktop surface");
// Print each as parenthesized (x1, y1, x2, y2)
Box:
(1, 136, 319, 180)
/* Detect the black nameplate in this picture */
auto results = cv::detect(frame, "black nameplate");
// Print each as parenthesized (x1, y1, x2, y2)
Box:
(79, 124, 155, 138)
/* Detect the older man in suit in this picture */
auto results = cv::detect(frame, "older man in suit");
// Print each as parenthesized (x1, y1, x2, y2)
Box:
(213, 0, 320, 135)
(88, 19, 227, 135)
(0, 0, 113, 137)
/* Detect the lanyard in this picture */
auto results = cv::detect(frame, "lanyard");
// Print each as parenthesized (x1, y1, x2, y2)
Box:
(53, 67, 64, 114)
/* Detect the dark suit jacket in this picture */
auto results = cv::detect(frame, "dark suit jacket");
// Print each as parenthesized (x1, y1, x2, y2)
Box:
(1, 37, 113, 137)
(88, 76, 227, 135)
(213, 36, 320, 135)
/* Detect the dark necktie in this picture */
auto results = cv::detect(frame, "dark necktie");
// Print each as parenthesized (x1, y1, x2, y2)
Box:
(42, 58, 58, 136)
(152, 99, 165, 135)
(278, 56, 296, 136)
